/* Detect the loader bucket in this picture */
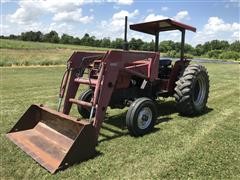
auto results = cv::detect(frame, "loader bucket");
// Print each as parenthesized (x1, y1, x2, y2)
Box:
(6, 104, 96, 173)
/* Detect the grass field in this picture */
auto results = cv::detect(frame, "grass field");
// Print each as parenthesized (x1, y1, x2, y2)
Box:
(0, 39, 109, 66)
(1, 63, 239, 179)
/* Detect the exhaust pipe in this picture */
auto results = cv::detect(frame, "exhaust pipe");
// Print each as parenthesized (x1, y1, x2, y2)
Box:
(123, 16, 129, 51)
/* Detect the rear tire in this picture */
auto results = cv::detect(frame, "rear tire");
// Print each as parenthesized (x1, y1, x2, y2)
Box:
(126, 97, 157, 136)
(174, 64, 209, 116)
(77, 89, 93, 118)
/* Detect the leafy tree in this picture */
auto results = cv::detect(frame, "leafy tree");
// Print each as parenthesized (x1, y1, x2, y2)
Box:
(219, 51, 240, 60)
(149, 40, 155, 51)
(202, 41, 211, 53)
(219, 40, 229, 50)
(101, 38, 111, 47)
(194, 44, 205, 56)
(229, 40, 240, 52)
(1, 30, 238, 58)
(89, 36, 96, 46)
(142, 42, 151, 51)
(60, 34, 74, 44)
(43, 31, 59, 43)
(207, 50, 223, 59)
(184, 43, 194, 54)
(94, 39, 102, 47)
(72, 37, 81, 45)
(159, 40, 175, 52)
(20, 31, 43, 42)
(81, 33, 90, 46)
(209, 40, 229, 50)
(129, 38, 144, 50)
(111, 38, 124, 49)
(35, 31, 43, 42)
(9, 34, 19, 40)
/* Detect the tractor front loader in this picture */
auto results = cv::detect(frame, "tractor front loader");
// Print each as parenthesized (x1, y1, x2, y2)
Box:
(7, 18, 209, 173)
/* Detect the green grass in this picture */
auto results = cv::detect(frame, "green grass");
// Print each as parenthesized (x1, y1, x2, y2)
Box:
(0, 39, 109, 66)
(1, 63, 239, 179)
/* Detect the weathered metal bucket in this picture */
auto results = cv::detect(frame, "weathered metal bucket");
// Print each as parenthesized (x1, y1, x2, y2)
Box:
(6, 104, 96, 174)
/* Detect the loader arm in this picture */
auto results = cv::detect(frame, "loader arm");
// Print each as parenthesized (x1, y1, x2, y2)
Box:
(91, 50, 159, 139)
(62, 52, 105, 114)
(62, 50, 159, 141)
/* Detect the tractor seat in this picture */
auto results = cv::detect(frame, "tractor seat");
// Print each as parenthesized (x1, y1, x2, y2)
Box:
(159, 58, 172, 67)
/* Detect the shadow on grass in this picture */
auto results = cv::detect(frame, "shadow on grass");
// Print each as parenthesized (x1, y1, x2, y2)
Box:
(155, 100, 176, 125)
(180, 106, 214, 118)
(99, 101, 213, 143)
(104, 112, 127, 129)
(156, 100, 214, 118)
(99, 101, 176, 143)
(198, 106, 214, 116)
(62, 150, 104, 173)
(99, 112, 128, 143)
(156, 100, 177, 116)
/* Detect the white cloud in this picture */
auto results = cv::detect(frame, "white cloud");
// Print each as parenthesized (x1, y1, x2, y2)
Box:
(161, 7, 169, 11)
(1, 0, 11, 3)
(95, 9, 139, 39)
(108, 9, 139, 31)
(107, 0, 134, 5)
(47, 22, 74, 34)
(144, 14, 168, 22)
(117, 0, 133, 5)
(173, 11, 190, 21)
(53, 9, 93, 23)
(40, 0, 92, 13)
(9, 1, 43, 24)
(204, 17, 239, 35)
(0, 24, 9, 35)
(8, 0, 134, 26)
(192, 16, 240, 45)
(1, 19, 44, 35)
(4, 0, 96, 36)
(232, 31, 240, 39)
(112, 9, 139, 19)
(144, 10, 190, 22)
(8, 0, 95, 25)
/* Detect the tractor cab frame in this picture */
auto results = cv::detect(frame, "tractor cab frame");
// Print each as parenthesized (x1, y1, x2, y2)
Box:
(130, 18, 196, 58)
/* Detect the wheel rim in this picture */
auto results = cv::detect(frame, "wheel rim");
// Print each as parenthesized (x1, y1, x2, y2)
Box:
(193, 74, 206, 107)
(137, 107, 152, 129)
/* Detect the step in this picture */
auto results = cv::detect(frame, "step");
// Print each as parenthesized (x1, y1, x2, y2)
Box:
(74, 78, 98, 85)
(69, 98, 92, 108)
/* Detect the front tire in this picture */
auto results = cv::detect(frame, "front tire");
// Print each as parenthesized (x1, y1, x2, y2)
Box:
(77, 89, 93, 118)
(174, 64, 209, 116)
(126, 97, 157, 136)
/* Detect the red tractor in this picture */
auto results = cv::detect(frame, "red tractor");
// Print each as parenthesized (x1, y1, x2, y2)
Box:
(7, 18, 209, 173)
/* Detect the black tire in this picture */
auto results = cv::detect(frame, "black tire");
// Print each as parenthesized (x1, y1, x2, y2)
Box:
(77, 89, 94, 118)
(126, 97, 157, 136)
(174, 64, 209, 116)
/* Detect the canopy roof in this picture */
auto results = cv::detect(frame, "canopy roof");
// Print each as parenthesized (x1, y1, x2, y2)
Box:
(130, 19, 196, 35)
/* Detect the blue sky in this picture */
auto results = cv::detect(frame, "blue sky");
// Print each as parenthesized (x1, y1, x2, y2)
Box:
(1, 0, 239, 46)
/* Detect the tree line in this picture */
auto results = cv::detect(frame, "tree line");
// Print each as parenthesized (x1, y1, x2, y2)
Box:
(1, 30, 239, 60)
